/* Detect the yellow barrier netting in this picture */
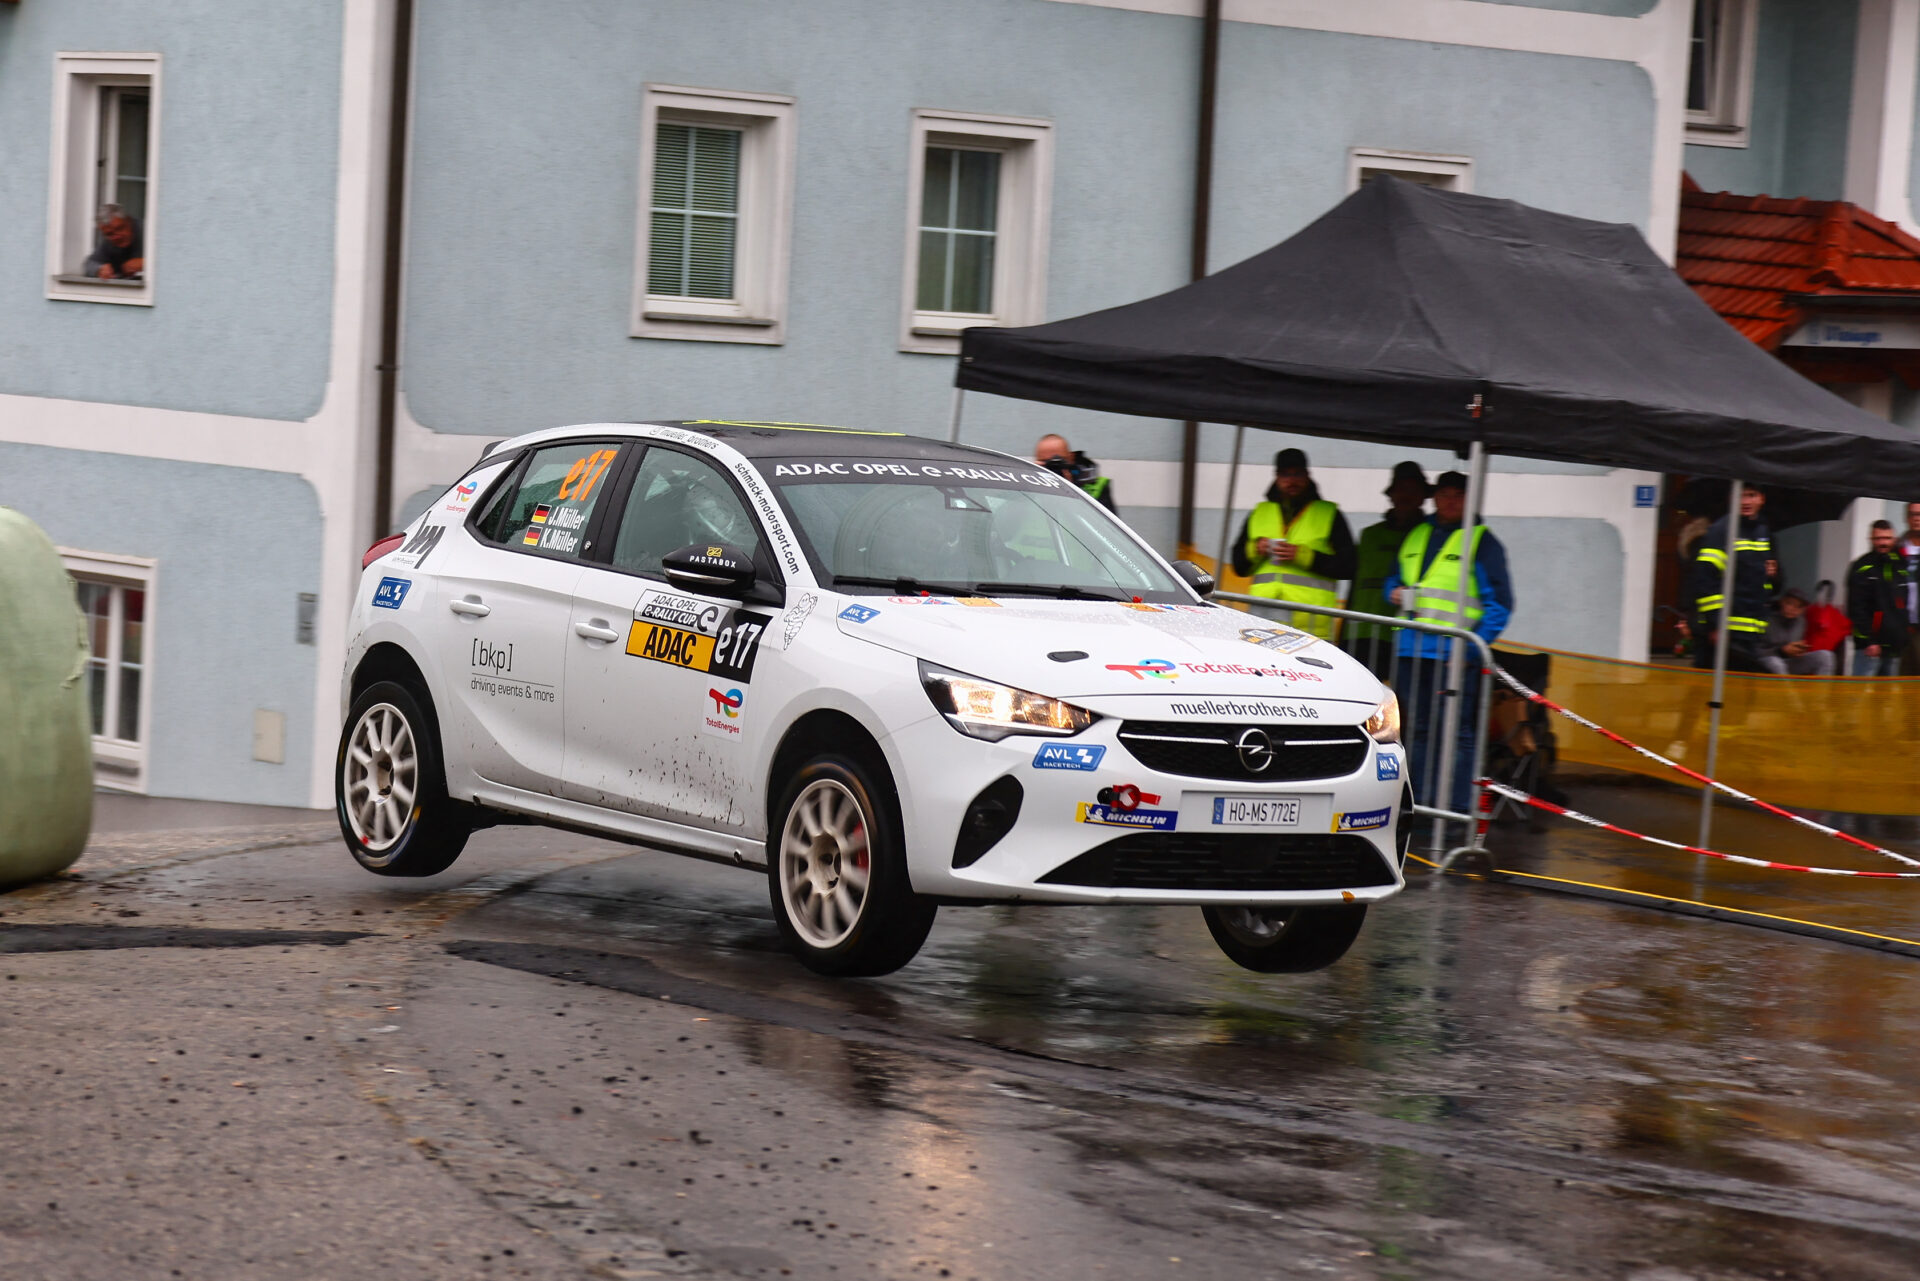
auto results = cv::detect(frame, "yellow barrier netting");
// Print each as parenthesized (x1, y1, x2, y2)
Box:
(1497, 643, 1920, 816)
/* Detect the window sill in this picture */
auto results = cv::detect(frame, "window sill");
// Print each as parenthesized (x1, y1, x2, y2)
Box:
(49, 274, 152, 305)
(631, 302, 784, 345)
(1685, 120, 1748, 149)
(642, 308, 777, 327)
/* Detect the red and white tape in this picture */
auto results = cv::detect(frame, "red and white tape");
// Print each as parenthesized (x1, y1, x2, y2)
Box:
(1488, 660, 1920, 874)
(1479, 779, 1920, 879)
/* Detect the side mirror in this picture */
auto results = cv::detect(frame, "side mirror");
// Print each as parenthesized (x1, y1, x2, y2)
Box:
(1172, 559, 1216, 598)
(663, 543, 757, 598)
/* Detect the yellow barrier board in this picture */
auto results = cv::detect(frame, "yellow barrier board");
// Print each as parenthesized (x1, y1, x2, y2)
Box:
(1499, 643, 1920, 816)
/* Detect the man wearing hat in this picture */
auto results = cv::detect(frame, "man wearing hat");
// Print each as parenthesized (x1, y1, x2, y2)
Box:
(1383, 470, 1514, 816)
(1343, 461, 1431, 676)
(1230, 448, 1356, 639)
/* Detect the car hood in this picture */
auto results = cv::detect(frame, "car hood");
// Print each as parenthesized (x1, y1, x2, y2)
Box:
(831, 594, 1385, 712)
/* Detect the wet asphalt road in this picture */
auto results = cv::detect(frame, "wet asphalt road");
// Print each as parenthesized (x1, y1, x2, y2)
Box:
(3, 787, 1920, 1280)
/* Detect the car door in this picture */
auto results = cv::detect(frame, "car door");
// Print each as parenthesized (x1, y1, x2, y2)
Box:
(563, 444, 781, 833)
(428, 438, 625, 796)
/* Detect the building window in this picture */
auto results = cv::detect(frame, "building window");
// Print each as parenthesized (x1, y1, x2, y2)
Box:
(632, 86, 794, 345)
(1685, 0, 1757, 147)
(48, 53, 161, 305)
(901, 110, 1052, 355)
(1349, 148, 1472, 193)
(61, 550, 157, 791)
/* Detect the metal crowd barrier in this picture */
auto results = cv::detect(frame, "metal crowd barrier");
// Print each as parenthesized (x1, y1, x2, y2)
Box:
(1212, 592, 1494, 868)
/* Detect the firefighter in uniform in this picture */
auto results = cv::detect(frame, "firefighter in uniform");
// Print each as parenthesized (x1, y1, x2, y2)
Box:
(1687, 486, 1776, 673)
(1383, 470, 1514, 817)
(1230, 448, 1356, 639)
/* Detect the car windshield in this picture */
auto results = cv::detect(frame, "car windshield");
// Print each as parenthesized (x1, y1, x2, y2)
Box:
(761, 456, 1185, 599)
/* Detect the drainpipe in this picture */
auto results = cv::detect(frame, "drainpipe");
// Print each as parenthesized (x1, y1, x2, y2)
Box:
(1177, 0, 1221, 552)
(371, 0, 415, 541)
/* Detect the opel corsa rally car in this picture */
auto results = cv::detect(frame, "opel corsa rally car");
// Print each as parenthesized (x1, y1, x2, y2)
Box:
(338, 420, 1412, 976)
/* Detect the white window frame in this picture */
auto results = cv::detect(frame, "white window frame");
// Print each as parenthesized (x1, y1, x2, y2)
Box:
(1685, 0, 1758, 148)
(60, 548, 158, 793)
(901, 109, 1053, 356)
(631, 85, 795, 345)
(1348, 148, 1473, 193)
(47, 52, 161, 306)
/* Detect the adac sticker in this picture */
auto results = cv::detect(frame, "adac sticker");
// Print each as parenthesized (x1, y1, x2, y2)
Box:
(1376, 752, 1402, 782)
(637, 589, 726, 636)
(1032, 742, 1105, 771)
(1077, 802, 1177, 831)
(839, 603, 880, 624)
(627, 609, 770, 682)
(701, 687, 745, 740)
(1105, 658, 1179, 681)
(372, 577, 410, 610)
(1334, 807, 1392, 833)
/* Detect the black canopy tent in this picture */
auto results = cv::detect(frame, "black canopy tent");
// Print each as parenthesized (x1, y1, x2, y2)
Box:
(953, 177, 1920, 848)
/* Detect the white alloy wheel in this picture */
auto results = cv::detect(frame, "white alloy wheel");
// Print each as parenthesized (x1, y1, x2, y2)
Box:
(342, 702, 418, 852)
(778, 778, 873, 949)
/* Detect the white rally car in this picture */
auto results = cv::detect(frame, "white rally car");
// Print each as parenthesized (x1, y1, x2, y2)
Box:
(338, 421, 1410, 976)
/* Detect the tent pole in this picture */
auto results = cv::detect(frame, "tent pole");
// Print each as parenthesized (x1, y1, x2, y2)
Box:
(1212, 424, 1245, 581)
(1698, 478, 1742, 850)
(1431, 433, 1487, 850)
(947, 386, 966, 443)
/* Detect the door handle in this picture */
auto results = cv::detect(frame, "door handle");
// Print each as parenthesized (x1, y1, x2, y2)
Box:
(449, 597, 491, 617)
(575, 620, 620, 643)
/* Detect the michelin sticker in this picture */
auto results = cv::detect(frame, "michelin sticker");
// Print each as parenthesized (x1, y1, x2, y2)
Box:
(1032, 743, 1106, 771)
(1376, 752, 1402, 782)
(1334, 807, 1392, 833)
(1076, 802, 1177, 831)
(372, 577, 410, 610)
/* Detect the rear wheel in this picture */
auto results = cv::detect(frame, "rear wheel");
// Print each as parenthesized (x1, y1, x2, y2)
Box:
(768, 755, 935, 977)
(1201, 903, 1367, 973)
(335, 680, 469, 877)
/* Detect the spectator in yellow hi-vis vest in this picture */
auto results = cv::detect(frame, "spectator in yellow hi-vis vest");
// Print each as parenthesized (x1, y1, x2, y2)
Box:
(1230, 448, 1356, 638)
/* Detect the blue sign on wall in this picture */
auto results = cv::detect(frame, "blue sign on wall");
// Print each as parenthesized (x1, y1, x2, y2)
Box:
(1633, 485, 1657, 508)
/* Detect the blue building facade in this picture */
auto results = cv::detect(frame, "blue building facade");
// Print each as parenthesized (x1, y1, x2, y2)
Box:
(2, 0, 1909, 805)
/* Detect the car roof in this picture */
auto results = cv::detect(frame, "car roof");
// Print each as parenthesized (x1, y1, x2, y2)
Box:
(639, 420, 1034, 466)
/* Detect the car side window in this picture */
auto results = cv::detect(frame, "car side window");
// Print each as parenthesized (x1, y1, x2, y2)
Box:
(484, 441, 621, 557)
(611, 448, 764, 576)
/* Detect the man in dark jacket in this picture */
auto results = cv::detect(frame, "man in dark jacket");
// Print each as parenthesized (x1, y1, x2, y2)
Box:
(1034, 435, 1117, 513)
(1687, 486, 1776, 673)
(1847, 519, 1909, 675)
(1343, 461, 1429, 677)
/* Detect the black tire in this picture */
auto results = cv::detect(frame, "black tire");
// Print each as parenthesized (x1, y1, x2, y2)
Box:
(335, 679, 469, 877)
(1201, 903, 1367, 974)
(767, 754, 936, 977)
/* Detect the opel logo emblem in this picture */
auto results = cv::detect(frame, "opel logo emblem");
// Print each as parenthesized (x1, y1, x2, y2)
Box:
(1235, 727, 1274, 773)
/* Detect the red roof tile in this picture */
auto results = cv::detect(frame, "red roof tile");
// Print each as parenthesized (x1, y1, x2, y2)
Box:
(1678, 180, 1920, 350)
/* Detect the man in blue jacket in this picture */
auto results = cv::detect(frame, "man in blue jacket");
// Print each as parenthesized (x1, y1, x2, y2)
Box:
(1383, 471, 1514, 817)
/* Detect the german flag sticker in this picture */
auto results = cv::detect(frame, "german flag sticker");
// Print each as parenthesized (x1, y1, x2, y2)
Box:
(522, 527, 542, 546)
(530, 505, 552, 524)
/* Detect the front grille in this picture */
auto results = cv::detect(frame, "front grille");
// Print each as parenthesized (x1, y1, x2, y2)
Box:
(1038, 833, 1394, 891)
(1117, 721, 1369, 782)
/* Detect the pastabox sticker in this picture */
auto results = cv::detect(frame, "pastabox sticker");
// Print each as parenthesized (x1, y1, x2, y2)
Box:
(372, 577, 410, 610)
(1076, 802, 1177, 831)
(1376, 752, 1402, 782)
(1032, 743, 1105, 771)
(838, 603, 880, 624)
(1334, 807, 1392, 833)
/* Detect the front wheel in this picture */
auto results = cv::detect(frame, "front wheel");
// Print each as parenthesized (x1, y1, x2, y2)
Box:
(335, 680, 469, 877)
(768, 755, 935, 977)
(1201, 903, 1366, 973)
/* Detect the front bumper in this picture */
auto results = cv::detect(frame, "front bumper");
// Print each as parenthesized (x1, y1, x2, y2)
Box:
(890, 713, 1408, 905)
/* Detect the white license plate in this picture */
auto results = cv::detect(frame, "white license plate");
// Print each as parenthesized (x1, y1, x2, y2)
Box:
(1210, 796, 1302, 827)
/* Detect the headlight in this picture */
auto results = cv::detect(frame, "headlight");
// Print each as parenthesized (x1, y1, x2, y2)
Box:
(919, 661, 1098, 741)
(1365, 690, 1401, 744)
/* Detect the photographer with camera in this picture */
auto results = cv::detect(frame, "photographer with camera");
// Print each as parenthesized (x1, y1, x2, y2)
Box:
(1034, 434, 1118, 513)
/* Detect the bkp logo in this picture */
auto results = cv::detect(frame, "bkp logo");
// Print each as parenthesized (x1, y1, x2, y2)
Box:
(1032, 743, 1105, 771)
(1104, 658, 1178, 681)
(372, 577, 410, 610)
(709, 688, 744, 718)
(1376, 752, 1402, 782)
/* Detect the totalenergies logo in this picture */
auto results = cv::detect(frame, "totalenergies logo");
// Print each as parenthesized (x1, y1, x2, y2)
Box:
(708, 687, 744, 718)
(454, 479, 478, 501)
(1105, 658, 1179, 681)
